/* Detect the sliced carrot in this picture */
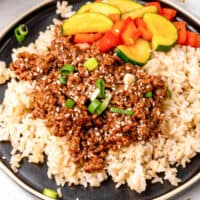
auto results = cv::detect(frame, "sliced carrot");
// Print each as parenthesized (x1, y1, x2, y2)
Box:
(111, 20, 125, 36)
(162, 8, 177, 21)
(139, 26, 152, 41)
(146, 2, 163, 14)
(123, 17, 132, 26)
(121, 18, 141, 45)
(186, 31, 198, 47)
(74, 32, 103, 44)
(134, 17, 146, 28)
(98, 31, 120, 52)
(111, 20, 125, 44)
(197, 35, 200, 48)
(173, 21, 187, 45)
(97, 20, 126, 53)
(108, 14, 120, 23)
(134, 17, 152, 41)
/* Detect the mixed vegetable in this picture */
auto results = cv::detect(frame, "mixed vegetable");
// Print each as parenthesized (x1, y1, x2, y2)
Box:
(13, 1, 197, 120)
(62, 0, 200, 66)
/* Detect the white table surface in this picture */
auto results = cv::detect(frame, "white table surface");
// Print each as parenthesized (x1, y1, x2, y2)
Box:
(0, 0, 199, 199)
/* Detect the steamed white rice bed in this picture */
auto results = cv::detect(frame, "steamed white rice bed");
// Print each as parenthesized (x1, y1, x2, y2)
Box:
(0, 61, 10, 84)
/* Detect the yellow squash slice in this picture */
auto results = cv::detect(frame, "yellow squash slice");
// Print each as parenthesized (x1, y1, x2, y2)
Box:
(77, 2, 121, 16)
(62, 13, 113, 35)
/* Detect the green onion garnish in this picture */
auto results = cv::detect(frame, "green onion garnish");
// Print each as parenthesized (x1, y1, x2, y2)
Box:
(43, 188, 58, 199)
(145, 91, 153, 98)
(96, 78, 105, 98)
(61, 26, 64, 36)
(65, 98, 75, 108)
(14, 28, 25, 42)
(84, 57, 99, 71)
(14, 24, 29, 43)
(18, 24, 29, 35)
(109, 107, 134, 115)
(60, 76, 67, 84)
(88, 99, 101, 114)
(61, 64, 75, 75)
(96, 94, 112, 115)
(90, 88, 100, 101)
(167, 88, 172, 99)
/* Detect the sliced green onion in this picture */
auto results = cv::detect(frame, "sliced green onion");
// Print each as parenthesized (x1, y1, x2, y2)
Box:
(109, 107, 134, 115)
(167, 88, 172, 99)
(84, 57, 99, 71)
(96, 78, 105, 98)
(14, 24, 29, 43)
(90, 88, 100, 101)
(43, 188, 58, 199)
(60, 76, 67, 84)
(14, 28, 25, 42)
(61, 26, 64, 36)
(18, 24, 29, 36)
(97, 93, 112, 115)
(65, 98, 75, 108)
(61, 64, 75, 75)
(145, 91, 153, 98)
(88, 99, 101, 114)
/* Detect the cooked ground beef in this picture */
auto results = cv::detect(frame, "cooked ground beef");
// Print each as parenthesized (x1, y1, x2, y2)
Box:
(10, 25, 167, 172)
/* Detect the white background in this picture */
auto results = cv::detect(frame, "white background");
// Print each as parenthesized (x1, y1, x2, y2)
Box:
(0, 0, 199, 199)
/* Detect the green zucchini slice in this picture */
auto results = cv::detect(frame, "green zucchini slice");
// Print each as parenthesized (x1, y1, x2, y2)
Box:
(62, 13, 113, 35)
(115, 39, 151, 66)
(143, 13, 178, 52)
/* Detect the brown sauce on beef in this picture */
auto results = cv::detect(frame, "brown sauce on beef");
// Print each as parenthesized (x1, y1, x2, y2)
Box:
(10, 25, 167, 172)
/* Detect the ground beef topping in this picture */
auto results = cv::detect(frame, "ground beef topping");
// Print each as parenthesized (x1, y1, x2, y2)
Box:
(9, 25, 167, 172)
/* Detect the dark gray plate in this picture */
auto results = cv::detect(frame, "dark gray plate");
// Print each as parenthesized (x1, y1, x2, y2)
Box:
(0, 1, 199, 200)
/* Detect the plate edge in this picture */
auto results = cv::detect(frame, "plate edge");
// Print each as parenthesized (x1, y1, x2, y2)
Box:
(0, 160, 53, 200)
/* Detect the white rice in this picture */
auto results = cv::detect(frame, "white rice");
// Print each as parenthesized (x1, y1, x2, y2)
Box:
(0, 61, 10, 84)
(0, 0, 199, 194)
(56, 1, 75, 18)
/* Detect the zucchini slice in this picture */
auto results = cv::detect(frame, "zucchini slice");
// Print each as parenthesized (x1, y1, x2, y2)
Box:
(143, 13, 178, 51)
(115, 39, 151, 66)
(104, 0, 143, 13)
(77, 2, 121, 16)
(62, 13, 113, 35)
(122, 6, 158, 20)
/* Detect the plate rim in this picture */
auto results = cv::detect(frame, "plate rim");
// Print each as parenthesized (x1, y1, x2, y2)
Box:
(0, 0, 199, 200)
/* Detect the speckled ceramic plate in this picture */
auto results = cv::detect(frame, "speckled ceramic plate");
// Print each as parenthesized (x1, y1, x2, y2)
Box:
(0, 1, 199, 200)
